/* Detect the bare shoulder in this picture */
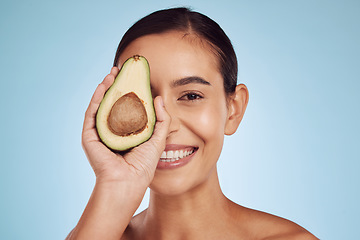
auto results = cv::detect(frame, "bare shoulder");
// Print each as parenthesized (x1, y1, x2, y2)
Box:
(232, 204, 318, 240)
(264, 230, 319, 240)
(121, 210, 147, 240)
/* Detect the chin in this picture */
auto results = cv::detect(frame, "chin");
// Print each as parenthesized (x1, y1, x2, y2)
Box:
(149, 174, 195, 197)
(149, 149, 220, 197)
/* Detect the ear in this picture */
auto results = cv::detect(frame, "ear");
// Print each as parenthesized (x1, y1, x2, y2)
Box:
(224, 84, 249, 135)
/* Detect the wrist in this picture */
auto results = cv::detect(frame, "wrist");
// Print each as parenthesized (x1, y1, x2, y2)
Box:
(73, 178, 148, 239)
(95, 177, 148, 200)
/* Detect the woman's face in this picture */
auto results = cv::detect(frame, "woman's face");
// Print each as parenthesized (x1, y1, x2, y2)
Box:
(119, 31, 231, 195)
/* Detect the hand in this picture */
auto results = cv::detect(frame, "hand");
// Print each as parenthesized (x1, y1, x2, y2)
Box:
(81, 67, 170, 188)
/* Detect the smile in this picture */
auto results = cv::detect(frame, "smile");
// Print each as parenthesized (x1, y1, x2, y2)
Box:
(157, 145, 198, 170)
(160, 148, 195, 162)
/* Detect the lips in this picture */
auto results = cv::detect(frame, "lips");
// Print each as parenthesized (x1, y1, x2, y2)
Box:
(157, 145, 198, 169)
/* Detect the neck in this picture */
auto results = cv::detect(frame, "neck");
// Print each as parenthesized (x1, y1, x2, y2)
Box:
(142, 167, 232, 239)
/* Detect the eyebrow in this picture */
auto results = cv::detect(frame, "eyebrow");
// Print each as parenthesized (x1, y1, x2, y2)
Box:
(171, 76, 211, 88)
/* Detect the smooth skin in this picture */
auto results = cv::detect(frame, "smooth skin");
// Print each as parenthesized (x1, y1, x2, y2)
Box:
(67, 31, 318, 240)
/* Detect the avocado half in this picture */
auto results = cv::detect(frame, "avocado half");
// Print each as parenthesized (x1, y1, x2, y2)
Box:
(96, 55, 155, 151)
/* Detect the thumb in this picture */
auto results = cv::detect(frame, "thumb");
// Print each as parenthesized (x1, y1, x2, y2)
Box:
(146, 96, 171, 153)
(125, 96, 170, 180)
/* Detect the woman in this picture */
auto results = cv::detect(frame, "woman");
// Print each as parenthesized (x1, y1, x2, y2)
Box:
(67, 7, 317, 240)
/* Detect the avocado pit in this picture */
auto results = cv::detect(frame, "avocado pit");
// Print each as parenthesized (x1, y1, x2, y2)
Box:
(107, 92, 148, 136)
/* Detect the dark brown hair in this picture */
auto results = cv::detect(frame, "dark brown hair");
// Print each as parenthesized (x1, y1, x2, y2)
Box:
(113, 7, 237, 95)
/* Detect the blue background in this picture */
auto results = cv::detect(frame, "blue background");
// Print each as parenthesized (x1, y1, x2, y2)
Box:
(1, 0, 359, 239)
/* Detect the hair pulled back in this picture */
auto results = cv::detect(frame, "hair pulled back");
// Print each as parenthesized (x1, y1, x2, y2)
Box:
(113, 7, 237, 95)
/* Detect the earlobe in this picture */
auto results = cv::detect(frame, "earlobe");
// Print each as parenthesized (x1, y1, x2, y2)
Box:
(224, 84, 249, 135)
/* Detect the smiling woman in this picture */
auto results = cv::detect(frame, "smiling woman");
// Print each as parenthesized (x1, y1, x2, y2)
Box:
(66, 7, 318, 240)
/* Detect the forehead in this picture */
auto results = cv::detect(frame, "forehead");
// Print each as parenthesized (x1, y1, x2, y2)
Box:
(118, 31, 218, 65)
(118, 31, 222, 86)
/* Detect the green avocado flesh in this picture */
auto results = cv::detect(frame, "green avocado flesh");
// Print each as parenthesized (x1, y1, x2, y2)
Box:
(96, 55, 155, 151)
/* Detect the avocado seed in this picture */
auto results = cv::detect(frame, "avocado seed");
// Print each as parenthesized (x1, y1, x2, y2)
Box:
(107, 92, 148, 136)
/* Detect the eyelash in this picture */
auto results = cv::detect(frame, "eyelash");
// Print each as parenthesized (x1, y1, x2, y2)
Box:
(178, 92, 204, 101)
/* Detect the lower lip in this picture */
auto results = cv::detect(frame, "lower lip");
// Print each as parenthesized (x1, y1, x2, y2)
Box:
(156, 150, 197, 170)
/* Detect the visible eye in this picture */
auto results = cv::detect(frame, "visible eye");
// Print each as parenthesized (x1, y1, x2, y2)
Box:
(178, 92, 204, 101)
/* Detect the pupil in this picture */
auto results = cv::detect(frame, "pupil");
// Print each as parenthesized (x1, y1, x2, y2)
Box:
(188, 94, 196, 100)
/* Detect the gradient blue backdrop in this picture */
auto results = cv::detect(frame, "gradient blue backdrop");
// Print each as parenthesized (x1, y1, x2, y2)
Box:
(1, 0, 359, 239)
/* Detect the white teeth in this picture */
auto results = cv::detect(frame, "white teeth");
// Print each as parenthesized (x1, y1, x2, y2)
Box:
(174, 150, 179, 159)
(167, 151, 174, 158)
(159, 148, 195, 162)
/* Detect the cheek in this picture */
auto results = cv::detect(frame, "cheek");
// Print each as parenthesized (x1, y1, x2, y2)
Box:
(188, 101, 227, 145)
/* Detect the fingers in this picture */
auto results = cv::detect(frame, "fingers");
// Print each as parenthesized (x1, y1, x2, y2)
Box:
(104, 67, 120, 87)
(124, 96, 170, 183)
(83, 67, 119, 134)
(110, 66, 120, 77)
(81, 67, 121, 174)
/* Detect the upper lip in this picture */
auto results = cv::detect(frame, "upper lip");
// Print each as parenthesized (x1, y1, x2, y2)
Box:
(163, 144, 198, 151)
